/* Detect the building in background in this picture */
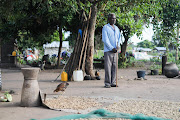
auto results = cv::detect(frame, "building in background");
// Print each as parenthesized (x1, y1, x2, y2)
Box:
(153, 47, 166, 53)
(43, 41, 69, 57)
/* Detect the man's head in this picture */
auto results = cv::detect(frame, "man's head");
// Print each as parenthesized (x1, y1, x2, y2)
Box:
(108, 13, 116, 25)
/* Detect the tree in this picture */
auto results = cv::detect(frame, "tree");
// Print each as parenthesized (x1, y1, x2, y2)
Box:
(0, 0, 167, 79)
(0, 0, 77, 67)
(153, 0, 180, 60)
(64, 0, 109, 79)
(65, 0, 164, 79)
(96, 0, 163, 64)
(137, 40, 155, 49)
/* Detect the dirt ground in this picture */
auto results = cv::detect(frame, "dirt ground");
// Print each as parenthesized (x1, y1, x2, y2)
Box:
(0, 67, 180, 120)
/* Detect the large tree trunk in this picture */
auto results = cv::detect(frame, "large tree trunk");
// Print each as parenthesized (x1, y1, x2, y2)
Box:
(121, 38, 128, 56)
(85, 4, 97, 76)
(57, 28, 63, 68)
(117, 25, 130, 66)
(119, 27, 130, 66)
(175, 25, 179, 61)
(119, 37, 128, 65)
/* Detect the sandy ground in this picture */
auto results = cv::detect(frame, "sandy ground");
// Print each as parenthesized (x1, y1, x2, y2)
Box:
(0, 67, 180, 120)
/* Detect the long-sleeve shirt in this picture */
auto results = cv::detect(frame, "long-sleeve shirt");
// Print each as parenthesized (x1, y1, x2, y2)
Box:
(102, 23, 121, 52)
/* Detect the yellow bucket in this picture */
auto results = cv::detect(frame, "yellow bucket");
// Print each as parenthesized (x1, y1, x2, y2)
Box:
(61, 71, 68, 81)
(12, 51, 16, 56)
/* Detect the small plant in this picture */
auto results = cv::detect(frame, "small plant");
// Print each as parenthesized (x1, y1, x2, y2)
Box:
(17, 57, 26, 64)
(133, 61, 145, 68)
(150, 57, 161, 62)
(0, 91, 12, 102)
(94, 50, 104, 59)
(149, 62, 161, 70)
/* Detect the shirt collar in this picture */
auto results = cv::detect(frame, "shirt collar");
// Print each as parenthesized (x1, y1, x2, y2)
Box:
(107, 23, 115, 31)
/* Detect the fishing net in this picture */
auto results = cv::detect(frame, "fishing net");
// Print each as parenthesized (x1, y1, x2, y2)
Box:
(31, 109, 170, 120)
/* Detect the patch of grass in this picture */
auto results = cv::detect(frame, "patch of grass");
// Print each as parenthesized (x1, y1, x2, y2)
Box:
(94, 50, 104, 59)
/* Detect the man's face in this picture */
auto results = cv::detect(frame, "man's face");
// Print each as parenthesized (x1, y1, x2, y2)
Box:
(109, 14, 116, 25)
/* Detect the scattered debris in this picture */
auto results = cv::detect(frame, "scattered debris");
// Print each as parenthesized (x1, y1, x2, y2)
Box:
(44, 96, 102, 111)
(106, 100, 180, 120)
(134, 77, 147, 80)
(9, 90, 15, 94)
(0, 91, 12, 102)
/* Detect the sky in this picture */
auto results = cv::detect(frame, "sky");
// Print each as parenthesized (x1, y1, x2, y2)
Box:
(130, 24, 154, 45)
(64, 31, 70, 39)
(64, 24, 154, 45)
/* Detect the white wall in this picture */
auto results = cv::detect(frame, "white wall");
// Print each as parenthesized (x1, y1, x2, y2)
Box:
(44, 47, 66, 57)
(43, 41, 69, 57)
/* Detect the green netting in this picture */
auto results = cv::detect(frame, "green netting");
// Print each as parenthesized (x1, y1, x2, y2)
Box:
(31, 109, 171, 120)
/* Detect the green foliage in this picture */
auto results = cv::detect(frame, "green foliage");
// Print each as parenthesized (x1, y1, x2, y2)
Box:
(150, 57, 161, 62)
(94, 50, 104, 59)
(1, 0, 178, 70)
(153, 0, 180, 52)
(17, 57, 26, 65)
(0, 0, 77, 48)
(50, 56, 58, 65)
(4, 91, 12, 102)
(167, 50, 176, 63)
(96, 0, 165, 67)
(149, 62, 161, 70)
(65, 33, 76, 47)
(16, 49, 26, 64)
(50, 30, 64, 42)
(118, 53, 127, 68)
(133, 61, 145, 68)
(118, 54, 145, 68)
(94, 34, 104, 50)
(127, 42, 135, 51)
(137, 40, 155, 49)
(98, 0, 163, 39)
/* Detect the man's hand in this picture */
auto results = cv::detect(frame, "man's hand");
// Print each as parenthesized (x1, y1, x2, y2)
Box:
(111, 48, 117, 53)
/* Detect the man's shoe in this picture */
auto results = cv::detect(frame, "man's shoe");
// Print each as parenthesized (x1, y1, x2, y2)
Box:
(104, 85, 111, 88)
(111, 84, 118, 87)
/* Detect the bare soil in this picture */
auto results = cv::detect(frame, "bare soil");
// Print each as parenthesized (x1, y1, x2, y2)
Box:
(0, 67, 180, 120)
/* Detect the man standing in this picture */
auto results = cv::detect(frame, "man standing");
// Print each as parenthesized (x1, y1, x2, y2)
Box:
(102, 13, 121, 88)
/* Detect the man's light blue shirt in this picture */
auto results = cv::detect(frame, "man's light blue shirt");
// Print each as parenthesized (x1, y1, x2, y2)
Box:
(102, 23, 121, 52)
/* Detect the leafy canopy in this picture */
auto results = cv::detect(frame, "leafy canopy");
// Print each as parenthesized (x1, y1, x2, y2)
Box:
(0, 0, 77, 48)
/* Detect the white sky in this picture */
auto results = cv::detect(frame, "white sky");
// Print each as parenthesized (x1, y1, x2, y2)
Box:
(64, 31, 70, 39)
(130, 24, 154, 45)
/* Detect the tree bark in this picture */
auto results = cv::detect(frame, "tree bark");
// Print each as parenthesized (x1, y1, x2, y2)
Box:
(121, 38, 128, 56)
(85, 4, 97, 76)
(120, 28, 129, 63)
(119, 37, 128, 65)
(57, 28, 63, 68)
(117, 25, 130, 65)
(175, 25, 179, 61)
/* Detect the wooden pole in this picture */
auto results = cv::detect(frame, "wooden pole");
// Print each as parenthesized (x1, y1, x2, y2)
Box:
(78, 9, 91, 70)
(78, 24, 88, 70)
(162, 55, 167, 75)
(116, 42, 118, 87)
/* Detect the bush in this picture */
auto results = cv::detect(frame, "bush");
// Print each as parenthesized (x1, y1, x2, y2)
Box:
(94, 50, 104, 59)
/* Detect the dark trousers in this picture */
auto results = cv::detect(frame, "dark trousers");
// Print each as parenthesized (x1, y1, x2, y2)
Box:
(104, 51, 117, 86)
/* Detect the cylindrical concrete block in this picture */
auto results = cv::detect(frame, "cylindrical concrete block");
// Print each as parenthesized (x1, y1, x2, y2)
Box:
(21, 68, 41, 107)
